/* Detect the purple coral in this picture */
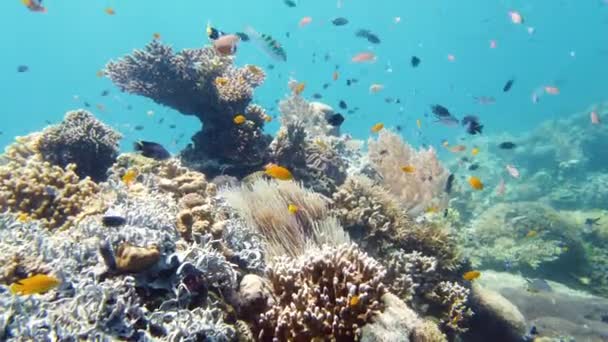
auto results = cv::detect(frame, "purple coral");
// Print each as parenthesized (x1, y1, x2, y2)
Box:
(106, 41, 271, 178)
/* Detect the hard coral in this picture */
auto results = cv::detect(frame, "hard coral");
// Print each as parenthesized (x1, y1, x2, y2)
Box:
(37, 110, 121, 181)
(106, 40, 271, 178)
(256, 244, 387, 342)
(0, 134, 100, 230)
(368, 130, 449, 216)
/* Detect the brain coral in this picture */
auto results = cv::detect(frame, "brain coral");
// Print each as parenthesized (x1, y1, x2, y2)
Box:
(38, 110, 122, 182)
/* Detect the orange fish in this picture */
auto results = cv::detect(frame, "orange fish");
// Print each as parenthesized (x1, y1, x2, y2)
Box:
(370, 123, 384, 133)
(263, 114, 273, 123)
(352, 52, 376, 63)
(332, 71, 339, 81)
(233, 115, 247, 125)
(122, 168, 138, 186)
(265, 164, 293, 181)
(153, 32, 161, 40)
(401, 165, 416, 173)
(509, 11, 523, 24)
(544, 86, 560, 95)
(292, 82, 306, 96)
(369, 84, 384, 94)
(10, 274, 60, 295)
(468, 176, 484, 190)
(463, 271, 481, 281)
(449, 145, 466, 153)
(299, 16, 313, 27)
(105, 7, 116, 15)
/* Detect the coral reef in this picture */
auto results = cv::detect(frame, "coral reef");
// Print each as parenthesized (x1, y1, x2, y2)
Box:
(37, 110, 122, 181)
(368, 130, 449, 216)
(278, 91, 337, 138)
(106, 40, 271, 178)
(0, 134, 101, 230)
(428, 281, 474, 334)
(256, 244, 386, 341)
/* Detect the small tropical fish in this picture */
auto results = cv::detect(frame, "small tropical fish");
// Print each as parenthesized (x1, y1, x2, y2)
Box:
(265, 164, 293, 180)
(17, 65, 29, 73)
(505, 164, 520, 178)
(245, 26, 287, 61)
(401, 165, 416, 173)
(430, 104, 452, 118)
(351, 52, 376, 63)
(526, 278, 552, 293)
(474, 96, 496, 105)
(233, 114, 247, 125)
(449, 145, 466, 153)
(213, 34, 240, 56)
(333, 71, 339, 81)
(102, 215, 127, 227)
(471, 147, 480, 156)
(447, 54, 456, 62)
(411, 56, 421, 68)
(299, 16, 313, 27)
(591, 111, 601, 125)
(327, 113, 345, 126)
(349, 295, 360, 307)
(509, 11, 523, 24)
(105, 7, 116, 15)
(462, 115, 484, 135)
(468, 176, 484, 190)
(496, 178, 506, 196)
(146, 110, 154, 116)
(370, 123, 384, 133)
(585, 217, 601, 227)
(134, 125, 144, 131)
(416, 119, 422, 129)
(498, 141, 517, 149)
(17, 212, 30, 223)
(425, 206, 439, 214)
(122, 168, 138, 186)
(463, 271, 481, 281)
(332, 17, 349, 26)
(206, 22, 226, 40)
(445, 174, 455, 194)
(526, 230, 538, 238)
(489, 39, 497, 49)
(291, 82, 306, 95)
(283, 0, 297, 7)
(288, 204, 298, 214)
(10, 274, 60, 295)
(22, 0, 46, 12)
(544, 86, 560, 95)
(503, 79, 515, 92)
(96, 70, 105, 78)
(369, 84, 384, 93)
(339, 100, 347, 109)
(215, 77, 229, 86)
(153, 32, 161, 40)
(468, 163, 480, 171)
(134, 141, 171, 160)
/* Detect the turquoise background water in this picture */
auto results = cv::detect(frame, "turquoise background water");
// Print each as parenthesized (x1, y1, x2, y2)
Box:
(2, 0, 607, 155)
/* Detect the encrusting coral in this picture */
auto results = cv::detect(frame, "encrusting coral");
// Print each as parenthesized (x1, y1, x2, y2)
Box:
(256, 244, 387, 341)
(368, 130, 449, 216)
(106, 40, 271, 178)
(37, 110, 122, 182)
(0, 134, 100, 230)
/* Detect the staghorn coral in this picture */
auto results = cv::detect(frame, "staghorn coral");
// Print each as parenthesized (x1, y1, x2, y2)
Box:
(106, 40, 271, 178)
(429, 281, 474, 334)
(0, 134, 100, 230)
(220, 178, 348, 259)
(37, 110, 122, 181)
(256, 244, 386, 341)
(368, 130, 449, 216)
(385, 251, 438, 302)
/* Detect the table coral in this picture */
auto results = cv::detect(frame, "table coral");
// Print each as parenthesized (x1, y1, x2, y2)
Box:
(105, 40, 272, 178)
(37, 110, 121, 182)
(0, 134, 100, 230)
(256, 244, 387, 341)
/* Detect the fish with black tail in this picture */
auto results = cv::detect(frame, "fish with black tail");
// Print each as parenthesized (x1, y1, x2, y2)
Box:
(498, 141, 517, 149)
(134, 141, 171, 160)
(503, 79, 515, 92)
(327, 113, 345, 126)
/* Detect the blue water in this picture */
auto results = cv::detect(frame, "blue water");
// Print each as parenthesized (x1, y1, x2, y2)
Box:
(2, 0, 607, 153)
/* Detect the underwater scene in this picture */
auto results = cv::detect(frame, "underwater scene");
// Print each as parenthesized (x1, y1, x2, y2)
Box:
(1, 0, 608, 341)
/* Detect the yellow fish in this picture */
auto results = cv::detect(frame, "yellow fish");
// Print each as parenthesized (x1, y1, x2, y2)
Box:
(401, 165, 416, 173)
(233, 114, 247, 125)
(468, 176, 484, 190)
(526, 230, 538, 238)
(122, 168, 138, 186)
(471, 147, 480, 156)
(10, 274, 60, 295)
(264, 164, 293, 181)
(153, 32, 161, 40)
(215, 77, 229, 86)
(416, 119, 422, 129)
(292, 82, 306, 96)
(425, 206, 439, 214)
(17, 212, 30, 223)
(462, 270, 481, 281)
(349, 295, 360, 307)
(263, 114, 272, 123)
(288, 204, 298, 214)
(247, 65, 263, 75)
(370, 122, 384, 133)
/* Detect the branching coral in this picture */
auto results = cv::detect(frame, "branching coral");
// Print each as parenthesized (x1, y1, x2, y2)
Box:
(368, 130, 449, 216)
(256, 244, 386, 341)
(106, 40, 271, 178)
(385, 251, 438, 302)
(37, 110, 122, 181)
(429, 281, 474, 334)
(220, 179, 348, 259)
(0, 134, 100, 230)
(278, 91, 336, 138)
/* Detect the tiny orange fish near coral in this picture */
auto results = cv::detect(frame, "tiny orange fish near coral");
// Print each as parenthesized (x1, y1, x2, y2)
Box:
(468, 176, 484, 190)
(233, 114, 247, 125)
(122, 168, 138, 185)
(401, 165, 416, 173)
(10, 274, 60, 295)
(288, 204, 298, 214)
(463, 271, 481, 281)
(370, 122, 384, 133)
(153, 32, 161, 40)
(265, 164, 293, 181)
(471, 147, 480, 156)
(349, 295, 360, 307)
(292, 82, 306, 96)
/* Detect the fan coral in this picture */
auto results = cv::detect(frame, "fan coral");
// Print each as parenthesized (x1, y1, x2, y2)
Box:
(37, 110, 122, 181)
(220, 179, 348, 259)
(256, 244, 386, 341)
(0, 134, 100, 230)
(106, 40, 271, 178)
(368, 130, 449, 216)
